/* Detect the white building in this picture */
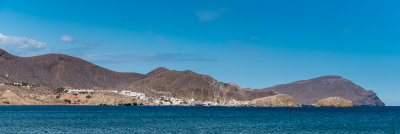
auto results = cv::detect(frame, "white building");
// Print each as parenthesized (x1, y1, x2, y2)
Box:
(13, 83, 22, 86)
(189, 99, 202, 106)
(66, 89, 96, 94)
(153, 99, 161, 105)
(160, 96, 169, 100)
(119, 90, 146, 100)
(160, 101, 171, 105)
(98, 90, 118, 93)
(203, 101, 218, 106)
(228, 99, 249, 106)
(170, 98, 184, 105)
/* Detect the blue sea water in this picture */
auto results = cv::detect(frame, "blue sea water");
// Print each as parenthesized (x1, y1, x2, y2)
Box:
(0, 106, 399, 134)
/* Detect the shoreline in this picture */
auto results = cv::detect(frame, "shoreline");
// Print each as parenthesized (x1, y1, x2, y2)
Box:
(0, 104, 390, 107)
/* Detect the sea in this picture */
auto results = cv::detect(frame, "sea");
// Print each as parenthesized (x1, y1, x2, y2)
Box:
(0, 106, 399, 134)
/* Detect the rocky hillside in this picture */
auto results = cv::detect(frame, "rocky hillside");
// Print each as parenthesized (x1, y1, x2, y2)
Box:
(261, 76, 384, 106)
(0, 85, 143, 106)
(0, 49, 145, 89)
(126, 68, 275, 101)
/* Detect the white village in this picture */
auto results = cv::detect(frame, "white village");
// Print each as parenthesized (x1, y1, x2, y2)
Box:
(65, 88, 249, 106)
(1, 82, 249, 106)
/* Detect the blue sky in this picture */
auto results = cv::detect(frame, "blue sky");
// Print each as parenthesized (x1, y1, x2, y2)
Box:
(0, 0, 399, 105)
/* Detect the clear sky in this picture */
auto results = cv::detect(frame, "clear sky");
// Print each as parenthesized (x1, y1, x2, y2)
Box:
(0, 0, 399, 105)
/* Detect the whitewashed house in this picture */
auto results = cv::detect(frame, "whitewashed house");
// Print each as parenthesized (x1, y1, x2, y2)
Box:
(170, 98, 184, 105)
(203, 101, 218, 106)
(160, 101, 171, 105)
(66, 89, 95, 94)
(228, 99, 249, 106)
(119, 90, 146, 100)
(189, 99, 202, 106)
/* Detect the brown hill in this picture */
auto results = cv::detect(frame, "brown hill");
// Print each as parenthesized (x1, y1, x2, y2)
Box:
(0, 90, 41, 105)
(261, 76, 384, 106)
(0, 49, 145, 89)
(126, 69, 275, 101)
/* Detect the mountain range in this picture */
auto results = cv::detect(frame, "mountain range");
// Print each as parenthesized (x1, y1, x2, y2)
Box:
(0, 49, 384, 106)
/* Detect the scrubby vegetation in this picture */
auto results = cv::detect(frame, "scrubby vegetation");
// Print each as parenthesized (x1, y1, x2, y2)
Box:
(56, 87, 67, 94)
(86, 95, 92, 99)
(64, 99, 71, 104)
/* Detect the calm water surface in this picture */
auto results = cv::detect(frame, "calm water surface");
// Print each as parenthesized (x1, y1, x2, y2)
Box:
(0, 106, 399, 133)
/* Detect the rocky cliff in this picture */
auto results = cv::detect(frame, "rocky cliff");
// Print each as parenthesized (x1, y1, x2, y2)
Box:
(315, 97, 353, 107)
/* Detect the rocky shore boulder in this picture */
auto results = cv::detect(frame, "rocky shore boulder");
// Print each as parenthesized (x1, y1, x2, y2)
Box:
(315, 97, 353, 107)
(249, 94, 297, 107)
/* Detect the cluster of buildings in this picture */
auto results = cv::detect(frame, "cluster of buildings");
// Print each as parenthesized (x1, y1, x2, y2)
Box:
(65, 89, 146, 100)
(227, 99, 250, 106)
(150, 96, 249, 106)
(66, 89, 118, 94)
(1, 83, 251, 106)
(151, 96, 201, 106)
(1, 82, 38, 88)
(200, 99, 249, 106)
(119, 90, 146, 100)
(65, 88, 250, 106)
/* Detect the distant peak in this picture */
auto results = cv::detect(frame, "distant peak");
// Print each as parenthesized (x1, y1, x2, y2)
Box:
(0, 49, 15, 59)
(228, 82, 241, 88)
(316, 75, 343, 79)
(0, 49, 9, 55)
(228, 82, 239, 87)
(147, 67, 170, 76)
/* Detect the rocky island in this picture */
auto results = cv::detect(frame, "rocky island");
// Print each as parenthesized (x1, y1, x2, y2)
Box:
(249, 94, 297, 107)
(315, 97, 353, 107)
